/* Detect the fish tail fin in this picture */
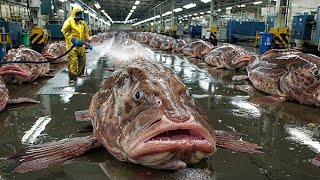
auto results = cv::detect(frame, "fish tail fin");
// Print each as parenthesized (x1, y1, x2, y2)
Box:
(214, 130, 263, 154)
(7, 98, 40, 105)
(9, 135, 101, 173)
(75, 110, 92, 121)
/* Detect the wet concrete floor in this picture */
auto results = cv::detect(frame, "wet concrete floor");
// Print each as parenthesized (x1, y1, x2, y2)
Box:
(0, 40, 319, 179)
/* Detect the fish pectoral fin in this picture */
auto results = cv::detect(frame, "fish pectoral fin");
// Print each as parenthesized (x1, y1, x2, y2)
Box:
(232, 75, 249, 81)
(310, 154, 320, 167)
(75, 110, 92, 121)
(9, 135, 101, 173)
(235, 85, 258, 96)
(249, 96, 287, 106)
(7, 98, 40, 105)
(215, 130, 263, 154)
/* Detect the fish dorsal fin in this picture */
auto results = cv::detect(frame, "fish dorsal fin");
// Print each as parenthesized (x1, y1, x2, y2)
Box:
(9, 135, 101, 173)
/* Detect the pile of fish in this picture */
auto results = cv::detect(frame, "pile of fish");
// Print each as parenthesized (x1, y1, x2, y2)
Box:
(130, 32, 320, 108)
(9, 31, 264, 173)
(129, 32, 320, 167)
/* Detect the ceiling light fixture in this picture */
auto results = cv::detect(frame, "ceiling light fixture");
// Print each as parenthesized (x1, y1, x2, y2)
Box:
(94, 2, 101, 9)
(253, 1, 263, 5)
(183, 3, 196, 9)
(134, 1, 140, 5)
(173, 8, 183, 12)
(200, 0, 211, 3)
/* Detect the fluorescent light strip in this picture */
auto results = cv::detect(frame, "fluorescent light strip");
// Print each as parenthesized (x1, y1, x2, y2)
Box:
(201, 0, 211, 3)
(183, 3, 196, 9)
(173, 8, 183, 12)
(253, 1, 263, 4)
(134, 1, 140, 5)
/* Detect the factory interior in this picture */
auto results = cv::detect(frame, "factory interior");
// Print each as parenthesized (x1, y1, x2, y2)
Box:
(0, 0, 320, 179)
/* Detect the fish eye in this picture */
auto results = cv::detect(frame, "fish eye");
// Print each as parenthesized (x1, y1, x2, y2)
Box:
(312, 69, 320, 77)
(133, 89, 144, 101)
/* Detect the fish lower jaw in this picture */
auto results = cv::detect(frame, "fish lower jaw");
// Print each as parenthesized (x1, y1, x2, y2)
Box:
(128, 150, 208, 170)
(127, 140, 214, 165)
(42, 53, 57, 59)
(0, 66, 31, 81)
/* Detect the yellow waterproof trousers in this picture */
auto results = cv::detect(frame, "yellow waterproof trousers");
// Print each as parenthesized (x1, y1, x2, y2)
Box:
(68, 45, 86, 76)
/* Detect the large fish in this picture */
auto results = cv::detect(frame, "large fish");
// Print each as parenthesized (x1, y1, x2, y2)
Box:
(238, 49, 320, 107)
(41, 42, 67, 63)
(173, 39, 187, 53)
(205, 44, 253, 70)
(160, 37, 175, 51)
(149, 35, 164, 48)
(0, 77, 39, 112)
(183, 40, 213, 59)
(10, 58, 262, 173)
(0, 46, 51, 83)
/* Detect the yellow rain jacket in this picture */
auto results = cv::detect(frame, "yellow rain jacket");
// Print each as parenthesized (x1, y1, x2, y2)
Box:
(61, 6, 91, 76)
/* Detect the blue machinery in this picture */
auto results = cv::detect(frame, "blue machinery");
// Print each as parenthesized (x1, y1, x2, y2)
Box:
(291, 6, 320, 51)
(227, 20, 265, 43)
(46, 20, 64, 39)
(189, 25, 202, 38)
(0, 20, 22, 48)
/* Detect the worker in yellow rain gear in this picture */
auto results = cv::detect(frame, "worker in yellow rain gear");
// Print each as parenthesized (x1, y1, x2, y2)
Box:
(61, 4, 92, 85)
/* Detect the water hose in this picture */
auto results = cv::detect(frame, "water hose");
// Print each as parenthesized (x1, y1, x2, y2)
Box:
(0, 44, 76, 64)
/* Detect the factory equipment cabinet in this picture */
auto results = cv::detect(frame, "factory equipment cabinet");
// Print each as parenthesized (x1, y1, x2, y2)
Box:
(46, 20, 64, 39)
(189, 25, 202, 38)
(291, 14, 314, 40)
(227, 20, 265, 43)
(0, 20, 22, 48)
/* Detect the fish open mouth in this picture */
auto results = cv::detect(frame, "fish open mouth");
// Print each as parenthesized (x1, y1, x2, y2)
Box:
(234, 55, 254, 65)
(126, 115, 215, 169)
(0, 65, 32, 80)
(42, 53, 57, 60)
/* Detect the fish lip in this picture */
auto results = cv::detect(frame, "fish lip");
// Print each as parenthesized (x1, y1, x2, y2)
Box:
(0, 65, 32, 79)
(233, 55, 253, 65)
(42, 53, 57, 59)
(126, 115, 215, 160)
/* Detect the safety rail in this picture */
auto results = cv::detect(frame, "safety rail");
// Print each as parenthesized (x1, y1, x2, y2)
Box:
(0, 33, 12, 49)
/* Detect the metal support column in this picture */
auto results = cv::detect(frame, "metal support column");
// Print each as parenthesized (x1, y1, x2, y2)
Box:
(270, 0, 290, 48)
(160, 4, 164, 33)
(170, 0, 177, 37)
(209, 0, 218, 45)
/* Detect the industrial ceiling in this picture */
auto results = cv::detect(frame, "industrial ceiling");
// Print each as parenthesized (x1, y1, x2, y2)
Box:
(94, 0, 276, 22)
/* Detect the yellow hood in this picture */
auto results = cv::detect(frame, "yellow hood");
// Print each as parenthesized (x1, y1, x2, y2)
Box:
(70, 5, 83, 18)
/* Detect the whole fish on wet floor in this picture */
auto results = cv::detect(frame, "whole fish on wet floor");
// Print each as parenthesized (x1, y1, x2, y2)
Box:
(9, 58, 263, 173)
(0, 46, 53, 83)
(237, 49, 320, 107)
(205, 43, 254, 70)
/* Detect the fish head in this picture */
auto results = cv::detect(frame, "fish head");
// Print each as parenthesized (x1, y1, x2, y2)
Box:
(175, 40, 186, 52)
(93, 59, 216, 170)
(160, 38, 174, 50)
(205, 48, 224, 66)
(280, 54, 320, 106)
(0, 47, 38, 83)
(41, 42, 66, 61)
(0, 77, 9, 111)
